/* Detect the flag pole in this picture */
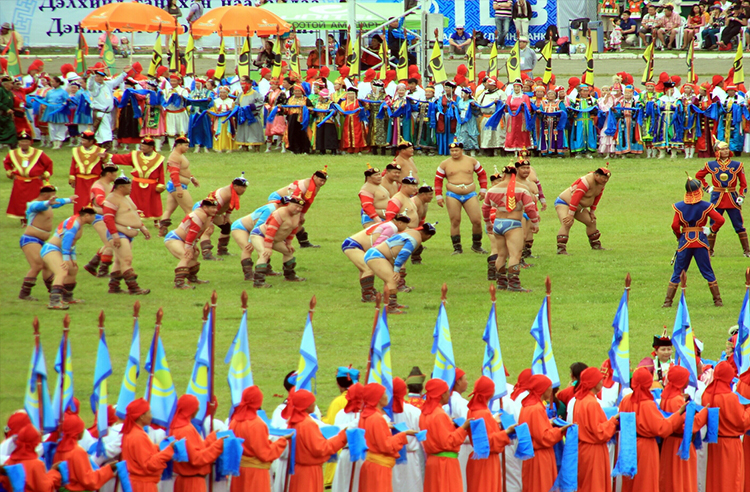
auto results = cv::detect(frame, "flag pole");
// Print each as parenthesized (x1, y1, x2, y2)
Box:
(57, 314, 71, 432)
(147, 308, 164, 404)
(490, 284, 508, 492)
(33, 317, 44, 431)
(113, 302, 140, 492)
(209, 290, 217, 433)
(612, 272, 631, 492)
(545, 276, 552, 339)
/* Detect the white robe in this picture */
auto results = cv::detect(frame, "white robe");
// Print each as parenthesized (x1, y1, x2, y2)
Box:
(392, 403, 424, 492)
(491, 384, 524, 492)
(203, 417, 230, 492)
(96, 423, 123, 492)
(331, 411, 361, 492)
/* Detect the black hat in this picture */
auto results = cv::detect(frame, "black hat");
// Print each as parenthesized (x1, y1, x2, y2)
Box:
(17, 130, 32, 141)
(685, 172, 703, 204)
(394, 213, 410, 223)
(652, 328, 672, 348)
(141, 137, 156, 147)
(449, 138, 464, 149)
(373, 80, 385, 87)
(346, 87, 358, 93)
(201, 198, 219, 207)
(79, 205, 97, 215)
(174, 134, 190, 145)
(401, 172, 418, 185)
(385, 163, 401, 171)
(40, 183, 57, 193)
(232, 172, 248, 187)
(364, 165, 380, 178)
(114, 176, 131, 187)
(418, 183, 434, 194)
(101, 164, 119, 176)
(283, 195, 305, 206)
(419, 222, 437, 236)
(80, 130, 96, 141)
(314, 165, 328, 180)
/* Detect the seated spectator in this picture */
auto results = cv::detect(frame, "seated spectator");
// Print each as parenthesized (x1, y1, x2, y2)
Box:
(619, 11, 638, 45)
(449, 26, 472, 57)
(639, 4, 660, 45)
(702, 4, 726, 48)
(682, 4, 706, 49)
(656, 4, 682, 49)
(361, 35, 383, 70)
(720, 3, 749, 48)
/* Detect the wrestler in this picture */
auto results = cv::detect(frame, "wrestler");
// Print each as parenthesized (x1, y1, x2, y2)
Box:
(109, 137, 166, 225)
(41, 205, 98, 309)
(67, 131, 109, 214)
(359, 164, 390, 227)
(4, 131, 54, 223)
(408, 183, 434, 265)
(197, 174, 248, 260)
(231, 200, 282, 281)
(342, 214, 411, 302)
(18, 184, 76, 301)
(486, 171, 503, 281)
(554, 166, 610, 255)
(662, 175, 725, 308)
(363, 223, 437, 314)
(514, 156, 545, 266)
(164, 198, 219, 289)
(385, 173, 420, 292)
(269, 167, 328, 248)
(482, 166, 540, 292)
(158, 135, 200, 237)
(434, 140, 488, 255)
(695, 141, 749, 257)
(381, 163, 402, 197)
(102, 176, 151, 295)
(394, 138, 419, 182)
(81, 163, 119, 278)
(250, 195, 306, 288)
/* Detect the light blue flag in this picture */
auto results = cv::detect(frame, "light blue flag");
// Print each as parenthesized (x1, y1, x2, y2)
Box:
(368, 308, 394, 418)
(91, 330, 113, 455)
(186, 312, 212, 427)
(735, 288, 750, 378)
(431, 302, 456, 390)
(24, 343, 55, 432)
(608, 288, 630, 389)
(116, 321, 140, 419)
(144, 333, 177, 428)
(671, 291, 699, 388)
(225, 310, 254, 417)
(482, 302, 508, 402)
(51, 337, 75, 425)
(296, 313, 318, 393)
(530, 298, 560, 388)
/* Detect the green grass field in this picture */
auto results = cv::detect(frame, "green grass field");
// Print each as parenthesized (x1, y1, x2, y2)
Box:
(0, 148, 746, 424)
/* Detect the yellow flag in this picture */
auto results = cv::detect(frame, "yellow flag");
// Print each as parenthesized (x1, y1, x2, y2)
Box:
(6, 32, 22, 76)
(429, 39, 447, 84)
(290, 35, 301, 78)
(466, 36, 475, 82)
(169, 29, 179, 73)
(540, 40, 553, 84)
(641, 40, 654, 85)
(488, 41, 498, 78)
(238, 37, 250, 78)
(185, 33, 195, 77)
(214, 37, 226, 82)
(397, 30, 408, 81)
(271, 34, 283, 78)
(506, 40, 520, 82)
(346, 33, 360, 77)
(582, 38, 594, 85)
(147, 34, 162, 78)
(380, 28, 389, 79)
(686, 40, 695, 84)
(734, 42, 744, 84)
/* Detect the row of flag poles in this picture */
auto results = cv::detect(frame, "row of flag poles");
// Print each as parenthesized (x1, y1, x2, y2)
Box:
(640, 36, 745, 85)
(23, 272, 750, 457)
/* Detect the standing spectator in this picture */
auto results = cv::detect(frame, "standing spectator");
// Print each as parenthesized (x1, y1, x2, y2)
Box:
(682, 5, 706, 48)
(0, 23, 23, 52)
(719, 3, 748, 48)
(327, 34, 339, 64)
(185, 0, 204, 52)
(513, 0, 533, 39)
(639, 4, 660, 45)
(494, 0, 513, 48)
(167, 0, 182, 18)
(518, 36, 536, 76)
(449, 26, 472, 57)
(656, 4, 682, 50)
(254, 40, 275, 69)
(619, 11, 638, 45)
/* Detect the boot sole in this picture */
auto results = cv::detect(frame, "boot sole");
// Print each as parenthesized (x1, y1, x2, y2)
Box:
(83, 266, 98, 276)
(471, 248, 488, 254)
(175, 285, 196, 290)
(284, 278, 307, 282)
(188, 280, 210, 284)
(253, 284, 273, 288)
(129, 290, 151, 295)
(48, 305, 69, 310)
(19, 296, 38, 301)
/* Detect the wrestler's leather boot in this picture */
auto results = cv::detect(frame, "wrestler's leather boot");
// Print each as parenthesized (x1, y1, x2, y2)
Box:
(411, 244, 424, 264)
(241, 258, 254, 281)
(123, 269, 150, 295)
(739, 231, 750, 257)
(451, 235, 463, 255)
(708, 281, 724, 307)
(62, 283, 83, 304)
(283, 259, 306, 282)
(201, 240, 222, 261)
(158, 219, 172, 238)
(487, 255, 498, 281)
(83, 252, 101, 276)
(556, 235, 569, 255)
(496, 266, 508, 290)
(174, 267, 195, 290)
(523, 239, 537, 258)
(47, 286, 68, 310)
(360, 276, 376, 302)
(387, 293, 408, 314)
(661, 282, 679, 308)
(19, 277, 37, 301)
(398, 270, 412, 292)
(187, 263, 210, 284)
(471, 233, 488, 254)
(265, 260, 282, 276)
(217, 236, 231, 256)
(44, 275, 54, 293)
(507, 264, 531, 292)
(708, 232, 717, 257)
(588, 230, 605, 250)
(253, 264, 272, 288)
(97, 254, 113, 278)
(296, 227, 320, 248)
(108, 271, 124, 294)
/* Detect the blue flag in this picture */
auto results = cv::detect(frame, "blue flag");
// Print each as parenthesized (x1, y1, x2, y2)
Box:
(144, 332, 177, 428)
(482, 302, 508, 402)
(550, 424, 578, 492)
(91, 330, 113, 456)
(51, 337, 75, 425)
(530, 298, 560, 388)
(296, 313, 318, 393)
(116, 321, 140, 419)
(431, 302, 456, 390)
(368, 308, 393, 418)
(225, 310, 254, 417)
(186, 312, 212, 428)
(671, 291, 699, 388)
(24, 342, 55, 432)
(735, 288, 750, 378)
(608, 288, 630, 389)
(612, 412, 638, 478)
